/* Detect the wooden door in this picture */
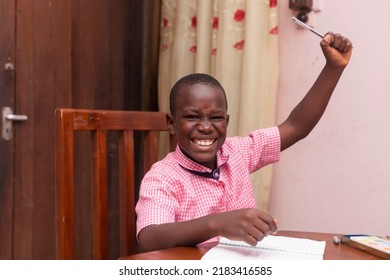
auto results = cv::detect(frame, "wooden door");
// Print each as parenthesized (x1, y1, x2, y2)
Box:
(11, 0, 71, 260)
(0, 0, 160, 259)
(0, 0, 16, 260)
(0, 0, 75, 260)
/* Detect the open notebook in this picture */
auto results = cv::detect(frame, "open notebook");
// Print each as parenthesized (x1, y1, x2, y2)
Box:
(201, 235, 326, 260)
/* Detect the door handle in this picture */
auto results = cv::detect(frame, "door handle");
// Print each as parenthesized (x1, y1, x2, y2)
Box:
(2, 107, 28, 140)
(5, 114, 28, 121)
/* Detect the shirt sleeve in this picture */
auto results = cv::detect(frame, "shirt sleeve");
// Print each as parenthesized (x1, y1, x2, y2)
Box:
(227, 126, 281, 173)
(135, 169, 179, 238)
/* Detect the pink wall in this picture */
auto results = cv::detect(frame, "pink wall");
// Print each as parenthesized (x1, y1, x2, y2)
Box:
(269, 1, 390, 236)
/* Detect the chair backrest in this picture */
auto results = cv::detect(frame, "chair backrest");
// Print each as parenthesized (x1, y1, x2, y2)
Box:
(55, 108, 172, 259)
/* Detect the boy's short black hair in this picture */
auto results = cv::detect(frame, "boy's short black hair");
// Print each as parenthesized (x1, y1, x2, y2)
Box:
(169, 73, 228, 115)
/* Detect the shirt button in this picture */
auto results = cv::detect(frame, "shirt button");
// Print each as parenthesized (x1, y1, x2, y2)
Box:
(213, 169, 220, 180)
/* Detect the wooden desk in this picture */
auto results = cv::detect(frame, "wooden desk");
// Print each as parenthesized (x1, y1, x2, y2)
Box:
(122, 231, 381, 260)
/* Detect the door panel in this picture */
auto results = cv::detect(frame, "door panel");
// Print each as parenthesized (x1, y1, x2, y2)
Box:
(0, 0, 16, 260)
(11, 0, 73, 260)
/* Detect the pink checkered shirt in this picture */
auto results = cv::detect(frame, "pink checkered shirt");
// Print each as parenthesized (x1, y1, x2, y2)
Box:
(135, 127, 280, 244)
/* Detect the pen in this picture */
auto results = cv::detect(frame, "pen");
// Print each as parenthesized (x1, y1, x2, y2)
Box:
(291, 17, 324, 39)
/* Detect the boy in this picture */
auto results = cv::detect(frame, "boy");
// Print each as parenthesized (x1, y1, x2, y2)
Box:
(136, 32, 353, 252)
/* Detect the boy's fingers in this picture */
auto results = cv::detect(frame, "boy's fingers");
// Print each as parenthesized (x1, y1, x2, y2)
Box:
(272, 218, 278, 234)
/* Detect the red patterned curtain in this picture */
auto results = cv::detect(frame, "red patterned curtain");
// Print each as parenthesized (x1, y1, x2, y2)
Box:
(158, 0, 279, 211)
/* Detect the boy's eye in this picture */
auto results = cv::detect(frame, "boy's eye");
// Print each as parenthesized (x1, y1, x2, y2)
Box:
(183, 115, 226, 121)
(184, 115, 199, 120)
(211, 115, 225, 121)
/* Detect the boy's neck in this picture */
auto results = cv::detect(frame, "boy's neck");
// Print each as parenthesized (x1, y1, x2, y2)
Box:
(178, 146, 217, 170)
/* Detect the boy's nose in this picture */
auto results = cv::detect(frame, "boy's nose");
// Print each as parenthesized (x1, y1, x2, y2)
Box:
(198, 118, 212, 131)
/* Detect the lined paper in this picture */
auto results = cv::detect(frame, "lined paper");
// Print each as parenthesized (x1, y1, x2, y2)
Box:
(201, 235, 326, 260)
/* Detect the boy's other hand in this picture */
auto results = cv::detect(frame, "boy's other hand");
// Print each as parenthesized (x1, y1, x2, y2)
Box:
(214, 208, 278, 246)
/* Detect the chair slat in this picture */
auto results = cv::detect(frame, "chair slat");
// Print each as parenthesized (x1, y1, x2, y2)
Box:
(91, 130, 108, 260)
(143, 131, 160, 173)
(118, 130, 135, 256)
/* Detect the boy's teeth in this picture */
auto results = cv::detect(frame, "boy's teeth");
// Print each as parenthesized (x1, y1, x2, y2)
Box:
(194, 139, 213, 146)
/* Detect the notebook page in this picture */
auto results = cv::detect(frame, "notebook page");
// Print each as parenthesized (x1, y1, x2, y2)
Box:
(201, 235, 326, 260)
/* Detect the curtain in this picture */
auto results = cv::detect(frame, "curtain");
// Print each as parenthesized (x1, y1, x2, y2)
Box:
(157, 0, 279, 211)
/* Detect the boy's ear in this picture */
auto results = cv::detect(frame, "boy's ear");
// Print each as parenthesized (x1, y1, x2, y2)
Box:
(166, 113, 176, 135)
(226, 114, 230, 126)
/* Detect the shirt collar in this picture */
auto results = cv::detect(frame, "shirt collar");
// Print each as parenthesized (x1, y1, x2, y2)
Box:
(174, 145, 229, 180)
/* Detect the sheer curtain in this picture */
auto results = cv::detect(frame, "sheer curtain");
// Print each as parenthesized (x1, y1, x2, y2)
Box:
(158, 0, 278, 211)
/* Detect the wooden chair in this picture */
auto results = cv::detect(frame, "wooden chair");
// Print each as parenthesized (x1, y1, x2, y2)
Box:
(55, 108, 173, 259)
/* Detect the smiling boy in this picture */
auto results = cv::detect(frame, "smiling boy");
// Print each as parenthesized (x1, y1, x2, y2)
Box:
(135, 32, 353, 252)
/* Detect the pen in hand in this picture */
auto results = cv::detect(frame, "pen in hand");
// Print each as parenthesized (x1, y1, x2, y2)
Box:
(291, 17, 324, 39)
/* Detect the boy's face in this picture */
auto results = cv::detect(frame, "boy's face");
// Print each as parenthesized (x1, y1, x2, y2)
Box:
(167, 84, 229, 170)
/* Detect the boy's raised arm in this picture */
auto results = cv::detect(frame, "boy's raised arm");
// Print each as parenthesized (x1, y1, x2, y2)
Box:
(278, 32, 353, 151)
